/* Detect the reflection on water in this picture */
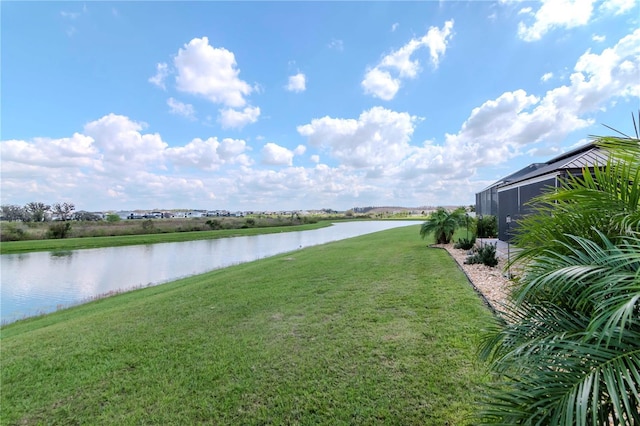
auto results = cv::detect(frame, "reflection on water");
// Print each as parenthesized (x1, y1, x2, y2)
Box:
(50, 250, 74, 258)
(1, 221, 419, 323)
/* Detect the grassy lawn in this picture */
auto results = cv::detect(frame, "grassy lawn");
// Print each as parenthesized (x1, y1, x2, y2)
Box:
(0, 221, 332, 255)
(1, 225, 495, 425)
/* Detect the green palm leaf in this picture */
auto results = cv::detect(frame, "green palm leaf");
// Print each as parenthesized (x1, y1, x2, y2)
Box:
(479, 129, 640, 424)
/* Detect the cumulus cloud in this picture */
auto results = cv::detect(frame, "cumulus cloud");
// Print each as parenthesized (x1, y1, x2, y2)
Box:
(600, 0, 637, 15)
(174, 37, 252, 108)
(443, 29, 640, 167)
(517, 0, 595, 41)
(167, 97, 196, 119)
(362, 20, 454, 100)
(83, 114, 168, 168)
(361, 68, 401, 101)
(286, 73, 306, 92)
(0, 113, 258, 209)
(218, 106, 261, 129)
(1, 133, 97, 168)
(261, 143, 297, 166)
(165, 137, 251, 170)
(149, 63, 169, 90)
(298, 106, 418, 168)
(592, 34, 606, 42)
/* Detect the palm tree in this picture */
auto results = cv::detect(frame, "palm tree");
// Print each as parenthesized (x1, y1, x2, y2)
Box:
(478, 124, 640, 425)
(419, 207, 465, 244)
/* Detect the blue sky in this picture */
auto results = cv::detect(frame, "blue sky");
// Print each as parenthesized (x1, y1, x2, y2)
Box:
(2, 1, 639, 212)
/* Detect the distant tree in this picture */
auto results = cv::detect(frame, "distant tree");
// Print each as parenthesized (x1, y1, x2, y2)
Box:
(52, 202, 75, 221)
(73, 211, 101, 221)
(25, 202, 51, 222)
(1, 205, 28, 222)
(47, 222, 72, 239)
(106, 213, 121, 223)
(419, 207, 466, 244)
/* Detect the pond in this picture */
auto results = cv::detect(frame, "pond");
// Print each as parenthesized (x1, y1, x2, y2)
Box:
(1, 221, 420, 324)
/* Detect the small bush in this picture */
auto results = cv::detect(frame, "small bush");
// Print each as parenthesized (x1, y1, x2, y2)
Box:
(141, 220, 155, 233)
(244, 218, 256, 227)
(0, 223, 27, 241)
(476, 215, 497, 238)
(106, 214, 121, 223)
(465, 243, 498, 267)
(206, 219, 222, 230)
(47, 222, 72, 239)
(454, 236, 476, 250)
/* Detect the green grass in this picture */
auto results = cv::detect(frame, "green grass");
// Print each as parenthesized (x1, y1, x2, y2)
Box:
(0, 221, 332, 254)
(1, 225, 495, 425)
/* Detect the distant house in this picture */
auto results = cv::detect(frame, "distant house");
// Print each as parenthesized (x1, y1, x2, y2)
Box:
(476, 143, 608, 242)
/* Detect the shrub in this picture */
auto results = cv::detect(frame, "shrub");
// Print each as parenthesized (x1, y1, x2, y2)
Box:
(106, 214, 121, 222)
(141, 220, 155, 233)
(47, 222, 72, 239)
(464, 243, 498, 267)
(0, 223, 26, 241)
(454, 236, 476, 250)
(476, 215, 497, 238)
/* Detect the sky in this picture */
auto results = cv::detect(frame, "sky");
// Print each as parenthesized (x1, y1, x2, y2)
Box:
(1, 0, 639, 212)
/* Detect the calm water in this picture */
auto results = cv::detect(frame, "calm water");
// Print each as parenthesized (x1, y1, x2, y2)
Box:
(1, 221, 419, 323)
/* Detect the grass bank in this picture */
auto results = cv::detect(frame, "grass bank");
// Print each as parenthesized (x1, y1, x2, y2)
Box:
(1, 225, 495, 425)
(0, 221, 332, 254)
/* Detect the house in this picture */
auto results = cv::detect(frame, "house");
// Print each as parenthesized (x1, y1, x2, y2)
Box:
(476, 143, 608, 242)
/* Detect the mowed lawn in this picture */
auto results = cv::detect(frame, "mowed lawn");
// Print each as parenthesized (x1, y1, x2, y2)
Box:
(1, 225, 495, 425)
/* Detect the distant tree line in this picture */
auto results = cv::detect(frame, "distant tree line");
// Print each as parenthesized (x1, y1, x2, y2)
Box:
(0, 202, 83, 222)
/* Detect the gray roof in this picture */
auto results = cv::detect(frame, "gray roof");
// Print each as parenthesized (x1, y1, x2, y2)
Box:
(479, 142, 609, 192)
(502, 144, 607, 187)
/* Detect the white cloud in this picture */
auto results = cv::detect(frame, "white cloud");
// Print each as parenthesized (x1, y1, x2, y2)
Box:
(362, 20, 454, 100)
(286, 73, 306, 93)
(149, 63, 169, 90)
(83, 114, 167, 168)
(166, 137, 251, 170)
(517, 0, 595, 42)
(1, 133, 97, 168)
(592, 34, 606, 42)
(541, 72, 554, 82)
(310, 154, 320, 163)
(261, 143, 296, 166)
(361, 68, 401, 101)
(60, 11, 80, 19)
(167, 97, 196, 120)
(174, 37, 252, 108)
(218, 106, 261, 129)
(298, 106, 417, 168)
(0, 113, 259, 210)
(327, 39, 344, 51)
(391, 22, 399, 32)
(517, 0, 636, 42)
(600, 0, 637, 15)
(442, 29, 640, 167)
